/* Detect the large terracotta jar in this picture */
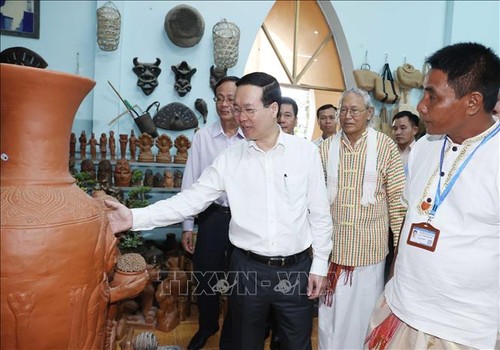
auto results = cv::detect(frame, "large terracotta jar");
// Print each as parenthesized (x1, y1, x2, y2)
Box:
(0, 64, 115, 349)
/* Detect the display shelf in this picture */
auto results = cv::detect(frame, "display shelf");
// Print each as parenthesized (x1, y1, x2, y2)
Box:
(75, 158, 186, 168)
(127, 161, 186, 168)
(121, 186, 181, 193)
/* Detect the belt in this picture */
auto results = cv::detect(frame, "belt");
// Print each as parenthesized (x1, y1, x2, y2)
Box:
(209, 202, 231, 214)
(236, 247, 309, 267)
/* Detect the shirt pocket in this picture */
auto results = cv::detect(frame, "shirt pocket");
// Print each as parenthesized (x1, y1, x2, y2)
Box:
(284, 176, 308, 210)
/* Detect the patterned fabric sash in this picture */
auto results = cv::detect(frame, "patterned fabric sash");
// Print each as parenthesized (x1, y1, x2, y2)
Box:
(324, 262, 355, 306)
(365, 306, 402, 350)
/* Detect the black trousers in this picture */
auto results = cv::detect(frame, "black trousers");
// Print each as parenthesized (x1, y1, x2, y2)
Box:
(228, 248, 313, 350)
(192, 204, 232, 347)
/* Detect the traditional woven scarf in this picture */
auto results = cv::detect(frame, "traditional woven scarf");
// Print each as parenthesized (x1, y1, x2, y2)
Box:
(326, 127, 378, 206)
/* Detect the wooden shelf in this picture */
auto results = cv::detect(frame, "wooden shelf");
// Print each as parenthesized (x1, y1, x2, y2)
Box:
(122, 187, 181, 193)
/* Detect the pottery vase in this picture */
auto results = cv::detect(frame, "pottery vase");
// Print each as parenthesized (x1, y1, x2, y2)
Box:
(0, 64, 116, 349)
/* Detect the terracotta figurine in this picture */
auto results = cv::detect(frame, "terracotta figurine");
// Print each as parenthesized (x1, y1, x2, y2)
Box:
(69, 132, 76, 160)
(100, 133, 108, 160)
(173, 134, 190, 164)
(155, 260, 188, 333)
(119, 134, 128, 159)
(98, 159, 113, 186)
(114, 158, 132, 187)
(129, 130, 137, 161)
(137, 132, 154, 162)
(153, 172, 164, 188)
(173, 169, 183, 188)
(109, 130, 116, 160)
(79, 130, 87, 159)
(144, 169, 154, 187)
(80, 159, 96, 180)
(164, 170, 174, 188)
(155, 134, 173, 163)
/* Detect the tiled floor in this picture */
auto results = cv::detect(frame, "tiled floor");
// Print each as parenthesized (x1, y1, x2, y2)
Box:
(125, 304, 319, 350)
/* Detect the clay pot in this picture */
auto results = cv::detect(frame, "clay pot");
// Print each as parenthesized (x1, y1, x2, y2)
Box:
(110, 269, 149, 299)
(0, 64, 116, 349)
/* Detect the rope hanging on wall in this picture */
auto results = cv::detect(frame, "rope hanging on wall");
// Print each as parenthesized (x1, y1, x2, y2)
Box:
(96, 1, 121, 51)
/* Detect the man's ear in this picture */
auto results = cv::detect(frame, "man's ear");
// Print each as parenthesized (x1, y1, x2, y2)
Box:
(412, 125, 419, 137)
(366, 107, 375, 121)
(269, 101, 279, 116)
(466, 92, 483, 116)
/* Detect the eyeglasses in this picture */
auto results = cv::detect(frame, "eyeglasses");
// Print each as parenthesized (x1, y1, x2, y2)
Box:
(232, 106, 268, 118)
(213, 96, 235, 104)
(338, 108, 367, 117)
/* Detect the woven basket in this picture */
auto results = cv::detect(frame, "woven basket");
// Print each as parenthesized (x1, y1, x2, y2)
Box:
(212, 19, 240, 69)
(96, 1, 121, 51)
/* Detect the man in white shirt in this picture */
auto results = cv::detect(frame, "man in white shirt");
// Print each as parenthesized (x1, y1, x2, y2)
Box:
(366, 42, 500, 350)
(312, 104, 338, 145)
(181, 76, 244, 350)
(277, 96, 298, 135)
(391, 110, 419, 175)
(105, 72, 333, 350)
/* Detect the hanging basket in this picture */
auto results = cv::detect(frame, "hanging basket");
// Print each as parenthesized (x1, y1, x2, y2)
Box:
(96, 1, 121, 51)
(212, 19, 240, 69)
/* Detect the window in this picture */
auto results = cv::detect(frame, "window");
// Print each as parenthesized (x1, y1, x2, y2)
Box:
(245, 0, 347, 140)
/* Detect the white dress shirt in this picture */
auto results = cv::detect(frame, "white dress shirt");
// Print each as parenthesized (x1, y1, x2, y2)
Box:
(181, 121, 244, 231)
(398, 140, 415, 175)
(132, 128, 333, 276)
(385, 121, 500, 349)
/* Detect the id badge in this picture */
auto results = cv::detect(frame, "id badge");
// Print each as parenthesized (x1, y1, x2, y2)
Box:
(406, 222, 440, 252)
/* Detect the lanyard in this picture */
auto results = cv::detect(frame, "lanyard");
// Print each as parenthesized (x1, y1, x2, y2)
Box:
(428, 124, 500, 222)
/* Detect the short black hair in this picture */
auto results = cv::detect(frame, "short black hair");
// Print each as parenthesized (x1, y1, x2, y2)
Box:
(426, 42, 500, 112)
(236, 72, 282, 107)
(214, 75, 239, 94)
(392, 110, 419, 127)
(316, 104, 337, 118)
(280, 96, 298, 117)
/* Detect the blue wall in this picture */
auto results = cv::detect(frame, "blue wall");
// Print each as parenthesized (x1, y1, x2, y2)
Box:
(1, 0, 499, 137)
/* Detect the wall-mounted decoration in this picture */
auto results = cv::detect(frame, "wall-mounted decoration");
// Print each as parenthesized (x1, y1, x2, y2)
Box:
(209, 65, 227, 93)
(213, 19, 240, 69)
(171, 61, 196, 97)
(132, 57, 161, 95)
(164, 4, 204, 48)
(108, 81, 158, 138)
(153, 102, 198, 131)
(0, 46, 47, 68)
(0, 0, 40, 39)
(194, 98, 208, 124)
(210, 19, 240, 91)
(96, 1, 121, 51)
